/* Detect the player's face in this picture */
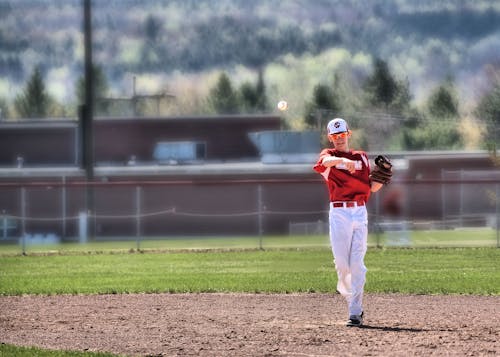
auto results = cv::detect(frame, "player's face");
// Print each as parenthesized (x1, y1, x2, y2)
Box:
(328, 131, 350, 151)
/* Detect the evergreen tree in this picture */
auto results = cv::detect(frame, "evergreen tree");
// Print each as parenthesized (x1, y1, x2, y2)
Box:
(427, 81, 459, 119)
(14, 66, 53, 118)
(362, 59, 416, 150)
(255, 69, 269, 112)
(144, 14, 161, 43)
(76, 65, 110, 115)
(392, 77, 412, 114)
(304, 84, 341, 129)
(401, 80, 463, 150)
(0, 97, 9, 119)
(239, 69, 269, 113)
(239, 82, 258, 112)
(363, 58, 398, 109)
(208, 72, 239, 114)
(475, 83, 500, 146)
(140, 14, 163, 70)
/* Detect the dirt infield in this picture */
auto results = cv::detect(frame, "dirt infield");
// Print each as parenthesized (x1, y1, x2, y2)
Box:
(0, 293, 498, 356)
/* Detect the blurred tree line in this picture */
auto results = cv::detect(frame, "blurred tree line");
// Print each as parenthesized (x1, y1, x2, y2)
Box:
(123, 13, 340, 73)
(105, 4, 500, 75)
(301, 58, 470, 151)
(4, 58, 499, 152)
(1, 0, 499, 151)
(2, 1, 500, 83)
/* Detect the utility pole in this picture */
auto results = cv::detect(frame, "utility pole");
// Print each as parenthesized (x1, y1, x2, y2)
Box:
(80, 0, 94, 240)
(82, 0, 94, 180)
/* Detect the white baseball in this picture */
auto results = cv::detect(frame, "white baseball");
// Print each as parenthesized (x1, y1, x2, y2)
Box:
(277, 100, 288, 111)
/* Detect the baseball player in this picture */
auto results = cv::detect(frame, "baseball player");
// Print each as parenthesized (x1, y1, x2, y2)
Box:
(313, 118, 392, 327)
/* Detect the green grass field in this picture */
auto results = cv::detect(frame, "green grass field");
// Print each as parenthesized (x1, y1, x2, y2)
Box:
(0, 344, 116, 357)
(1, 247, 498, 296)
(0, 228, 498, 256)
(1, 232, 499, 356)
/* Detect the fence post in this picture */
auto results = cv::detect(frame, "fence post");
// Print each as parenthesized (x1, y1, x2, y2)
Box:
(441, 169, 445, 223)
(21, 187, 26, 255)
(496, 183, 499, 248)
(2, 210, 6, 240)
(459, 169, 464, 227)
(62, 176, 66, 240)
(258, 185, 263, 250)
(136, 186, 142, 251)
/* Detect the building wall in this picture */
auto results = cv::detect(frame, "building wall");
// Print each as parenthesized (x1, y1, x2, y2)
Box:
(0, 123, 77, 166)
(0, 115, 282, 167)
(94, 116, 282, 164)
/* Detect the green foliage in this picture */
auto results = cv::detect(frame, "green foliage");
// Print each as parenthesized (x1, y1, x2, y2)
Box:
(207, 72, 239, 114)
(254, 69, 269, 111)
(391, 77, 412, 114)
(401, 118, 463, 150)
(137, 14, 164, 70)
(238, 69, 269, 113)
(363, 58, 398, 109)
(167, 16, 316, 71)
(475, 83, 500, 146)
(361, 59, 412, 116)
(76, 65, 110, 115)
(1, 0, 499, 151)
(393, 7, 500, 40)
(239, 82, 259, 112)
(13, 66, 54, 118)
(0, 97, 9, 119)
(304, 83, 341, 129)
(400, 79, 462, 150)
(427, 80, 459, 119)
(139, 44, 162, 70)
(3, 1, 500, 77)
(354, 59, 415, 150)
(144, 14, 161, 43)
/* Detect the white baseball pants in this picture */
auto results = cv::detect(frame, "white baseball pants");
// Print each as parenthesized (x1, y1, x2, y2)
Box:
(329, 203, 368, 316)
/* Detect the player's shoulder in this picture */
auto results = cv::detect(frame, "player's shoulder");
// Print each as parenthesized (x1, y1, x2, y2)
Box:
(351, 150, 368, 158)
(351, 150, 370, 167)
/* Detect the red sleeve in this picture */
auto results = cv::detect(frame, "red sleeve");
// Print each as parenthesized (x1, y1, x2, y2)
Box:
(313, 149, 332, 173)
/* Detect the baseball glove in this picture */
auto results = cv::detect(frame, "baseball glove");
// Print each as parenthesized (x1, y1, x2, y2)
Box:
(369, 155, 393, 184)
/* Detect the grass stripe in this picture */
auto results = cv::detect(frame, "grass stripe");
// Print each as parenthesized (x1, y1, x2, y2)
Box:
(0, 248, 498, 296)
(0, 343, 117, 356)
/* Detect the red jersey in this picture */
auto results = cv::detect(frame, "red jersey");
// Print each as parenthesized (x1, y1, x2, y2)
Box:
(313, 148, 371, 203)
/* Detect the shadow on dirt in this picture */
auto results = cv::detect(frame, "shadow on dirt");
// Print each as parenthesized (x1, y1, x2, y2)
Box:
(360, 325, 429, 332)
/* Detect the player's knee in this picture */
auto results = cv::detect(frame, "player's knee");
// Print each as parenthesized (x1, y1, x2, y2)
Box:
(351, 262, 367, 275)
(334, 258, 349, 273)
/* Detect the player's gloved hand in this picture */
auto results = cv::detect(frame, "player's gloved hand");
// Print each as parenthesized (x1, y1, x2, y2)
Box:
(369, 155, 393, 184)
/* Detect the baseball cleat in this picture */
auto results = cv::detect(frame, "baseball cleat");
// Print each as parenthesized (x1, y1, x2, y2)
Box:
(346, 312, 363, 327)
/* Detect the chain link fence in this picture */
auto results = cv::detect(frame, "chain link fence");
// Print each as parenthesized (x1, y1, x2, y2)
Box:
(0, 176, 499, 254)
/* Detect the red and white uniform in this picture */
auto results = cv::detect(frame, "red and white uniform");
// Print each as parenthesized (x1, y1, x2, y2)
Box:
(314, 149, 371, 317)
(314, 149, 371, 202)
